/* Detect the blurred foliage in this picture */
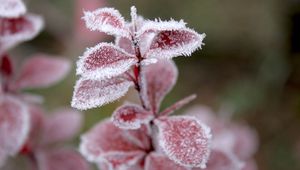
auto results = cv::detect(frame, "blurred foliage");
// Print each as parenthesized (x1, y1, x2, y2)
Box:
(8, 0, 300, 169)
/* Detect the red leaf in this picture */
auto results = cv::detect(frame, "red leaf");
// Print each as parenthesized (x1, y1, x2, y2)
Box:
(145, 152, 190, 170)
(112, 103, 153, 130)
(79, 120, 145, 162)
(147, 28, 205, 59)
(36, 149, 89, 170)
(0, 95, 29, 160)
(0, 14, 43, 53)
(16, 55, 70, 89)
(41, 109, 82, 145)
(115, 36, 135, 54)
(71, 76, 133, 110)
(0, 0, 26, 18)
(155, 116, 212, 168)
(83, 7, 128, 37)
(140, 60, 178, 113)
(77, 43, 137, 80)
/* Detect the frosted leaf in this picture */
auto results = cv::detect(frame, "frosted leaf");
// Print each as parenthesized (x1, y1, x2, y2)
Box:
(112, 103, 153, 130)
(137, 19, 186, 37)
(77, 42, 137, 80)
(100, 151, 145, 170)
(147, 28, 205, 59)
(145, 152, 191, 170)
(115, 36, 135, 54)
(71, 76, 133, 110)
(154, 116, 212, 168)
(41, 109, 82, 145)
(15, 55, 70, 89)
(0, 14, 44, 54)
(230, 124, 258, 160)
(97, 159, 144, 170)
(82, 7, 129, 37)
(160, 94, 197, 116)
(141, 60, 178, 113)
(0, 95, 29, 157)
(0, 0, 26, 18)
(36, 149, 89, 170)
(79, 119, 142, 162)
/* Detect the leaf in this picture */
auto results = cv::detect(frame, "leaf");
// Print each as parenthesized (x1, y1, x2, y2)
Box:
(82, 7, 128, 37)
(79, 120, 145, 162)
(15, 55, 70, 89)
(0, 0, 26, 18)
(36, 149, 89, 170)
(154, 116, 212, 168)
(145, 24, 205, 59)
(41, 109, 82, 145)
(145, 152, 191, 170)
(115, 36, 135, 54)
(76, 43, 137, 80)
(0, 14, 44, 54)
(71, 76, 133, 110)
(112, 103, 153, 130)
(140, 60, 178, 113)
(160, 94, 197, 116)
(0, 95, 29, 158)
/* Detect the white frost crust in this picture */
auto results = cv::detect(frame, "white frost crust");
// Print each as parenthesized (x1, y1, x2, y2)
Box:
(0, 13, 44, 54)
(82, 7, 129, 38)
(76, 42, 137, 80)
(148, 28, 206, 60)
(112, 103, 153, 130)
(137, 19, 187, 37)
(71, 78, 134, 110)
(0, 0, 26, 18)
(155, 116, 212, 169)
(0, 95, 30, 156)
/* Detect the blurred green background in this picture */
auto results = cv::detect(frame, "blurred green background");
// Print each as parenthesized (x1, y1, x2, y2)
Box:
(11, 0, 300, 169)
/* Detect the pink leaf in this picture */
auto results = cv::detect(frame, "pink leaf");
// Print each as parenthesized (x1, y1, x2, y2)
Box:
(16, 55, 70, 89)
(76, 43, 137, 80)
(115, 36, 135, 54)
(193, 150, 244, 170)
(0, 14, 43, 54)
(140, 60, 178, 113)
(36, 149, 89, 170)
(79, 119, 144, 162)
(71, 76, 133, 110)
(0, 95, 29, 157)
(147, 27, 205, 59)
(41, 109, 82, 145)
(82, 8, 128, 37)
(145, 152, 191, 170)
(0, 0, 26, 18)
(160, 94, 197, 116)
(154, 116, 212, 168)
(242, 160, 257, 170)
(121, 125, 152, 150)
(112, 103, 153, 130)
(100, 151, 145, 170)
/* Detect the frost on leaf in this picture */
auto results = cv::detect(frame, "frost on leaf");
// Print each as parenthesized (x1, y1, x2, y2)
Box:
(0, 96, 29, 158)
(0, 14, 43, 54)
(0, 0, 26, 18)
(83, 7, 128, 37)
(145, 152, 190, 170)
(155, 116, 212, 168)
(141, 60, 178, 113)
(15, 55, 70, 89)
(36, 149, 89, 170)
(112, 104, 153, 130)
(115, 36, 135, 55)
(71, 76, 133, 110)
(79, 120, 144, 163)
(41, 109, 82, 145)
(77, 43, 137, 80)
(147, 28, 205, 59)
